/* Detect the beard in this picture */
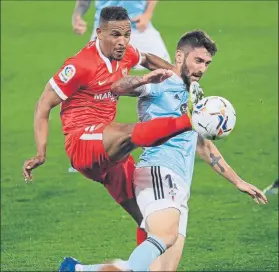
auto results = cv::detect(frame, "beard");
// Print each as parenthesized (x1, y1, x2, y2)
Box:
(181, 61, 191, 88)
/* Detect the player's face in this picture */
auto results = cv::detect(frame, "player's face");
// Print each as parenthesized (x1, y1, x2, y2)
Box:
(97, 20, 131, 61)
(177, 47, 212, 86)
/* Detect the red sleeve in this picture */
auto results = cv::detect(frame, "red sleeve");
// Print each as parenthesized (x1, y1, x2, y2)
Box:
(49, 58, 88, 100)
(126, 44, 142, 68)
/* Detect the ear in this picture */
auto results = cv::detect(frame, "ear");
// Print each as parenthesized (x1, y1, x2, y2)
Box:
(96, 27, 102, 40)
(176, 50, 184, 64)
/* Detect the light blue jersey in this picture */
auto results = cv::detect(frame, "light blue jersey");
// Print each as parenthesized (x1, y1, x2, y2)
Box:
(94, 0, 148, 30)
(137, 74, 198, 185)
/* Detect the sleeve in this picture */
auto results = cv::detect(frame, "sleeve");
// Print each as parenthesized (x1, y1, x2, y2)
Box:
(48, 59, 87, 100)
(138, 83, 162, 98)
(126, 44, 142, 68)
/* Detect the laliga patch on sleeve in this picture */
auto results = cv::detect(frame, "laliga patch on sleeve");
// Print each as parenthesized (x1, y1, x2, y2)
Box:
(58, 65, 76, 83)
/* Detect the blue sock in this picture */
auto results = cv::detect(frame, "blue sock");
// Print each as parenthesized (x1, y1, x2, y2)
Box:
(128, 235, 166, 271)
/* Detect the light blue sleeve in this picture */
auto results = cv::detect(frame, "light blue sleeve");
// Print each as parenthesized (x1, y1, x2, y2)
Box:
(139, 83, 163, 98)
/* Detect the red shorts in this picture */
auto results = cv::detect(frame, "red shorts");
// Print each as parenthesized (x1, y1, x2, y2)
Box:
(65, 124, 135, 203)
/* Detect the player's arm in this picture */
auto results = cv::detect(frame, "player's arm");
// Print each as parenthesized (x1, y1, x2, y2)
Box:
(22, 84, 62, 182)
(131, 1, 157, 32)
(111, 69, 172, 97)
(140, 52, 175, 71)
(23, 61, 85, 182)
(196, 135, 267, 204)
(72, 0, 92, 18)
(72, 0, 92, 35)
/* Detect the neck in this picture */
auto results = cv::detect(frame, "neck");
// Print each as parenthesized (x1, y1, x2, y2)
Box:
(174, 63, 182, 78)
(99, 40, 112, 61)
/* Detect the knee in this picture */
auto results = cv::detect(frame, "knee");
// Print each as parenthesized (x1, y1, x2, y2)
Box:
(153, 227, 179, 249)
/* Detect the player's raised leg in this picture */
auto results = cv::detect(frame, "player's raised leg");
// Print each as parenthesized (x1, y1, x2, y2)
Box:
(102, 114, 192, 163)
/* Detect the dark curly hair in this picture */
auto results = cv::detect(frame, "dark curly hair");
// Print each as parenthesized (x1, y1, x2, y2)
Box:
(177, 30, 217, 56)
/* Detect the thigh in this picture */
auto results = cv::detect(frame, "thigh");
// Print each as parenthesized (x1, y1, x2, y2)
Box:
(102, 122, 137, 162)
(134, 166, 190, 235)
(65, 124, 111, 181)
(104, 155, 143, 225)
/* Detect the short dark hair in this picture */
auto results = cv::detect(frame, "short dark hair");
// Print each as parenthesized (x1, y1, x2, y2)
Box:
(100, 6, 130, 22)
(177, 30, 217, 56)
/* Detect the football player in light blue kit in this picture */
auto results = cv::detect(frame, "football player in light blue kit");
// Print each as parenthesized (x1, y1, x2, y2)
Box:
(130, 30, 267, 271)
(59, 30, 267, 272)
(71, 0, 170, 70)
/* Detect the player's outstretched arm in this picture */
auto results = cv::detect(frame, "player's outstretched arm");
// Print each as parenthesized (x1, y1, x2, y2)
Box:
(140, 52, 175, 71)
(22, 84, 62, 183)
(196, 135, 268, 204)
(111, 69, 173, 97)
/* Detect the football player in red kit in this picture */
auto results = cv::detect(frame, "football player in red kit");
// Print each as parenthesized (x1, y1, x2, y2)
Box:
(22, 6, 193, 230)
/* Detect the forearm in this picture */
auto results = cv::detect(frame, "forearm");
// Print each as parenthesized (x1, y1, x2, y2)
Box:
(141, 53, 174, 71)
(72, 0, 92, 17)
(144, 0, 157, 19)
(34, 101, 51, 158)
(111, 75, 148, 97)
(197, 137, 241, 185)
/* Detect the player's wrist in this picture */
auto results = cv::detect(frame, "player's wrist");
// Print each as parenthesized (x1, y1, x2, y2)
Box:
(36, 152, 46, 160)
(233, 177, 244, 187)
(142, 75, 151, 85)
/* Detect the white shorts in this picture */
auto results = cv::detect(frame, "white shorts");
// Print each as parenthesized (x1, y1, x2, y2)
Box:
(90, 24, 171, 70)
(133, 166, 190, 237)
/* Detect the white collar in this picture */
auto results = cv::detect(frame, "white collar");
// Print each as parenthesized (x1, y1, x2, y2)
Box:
(96, 38, 119, 73)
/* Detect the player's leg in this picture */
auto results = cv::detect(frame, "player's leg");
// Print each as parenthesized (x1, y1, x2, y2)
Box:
(149, 199, 188, 271)
(102, 82, 204, 163)
(136, 224, 186, 271)
(102, 155, 143, 226)
(80, 167, 185, 272)
(123, 166, 189, 271)
(102, 113, 192, 163)
(150, 234, 185, 271)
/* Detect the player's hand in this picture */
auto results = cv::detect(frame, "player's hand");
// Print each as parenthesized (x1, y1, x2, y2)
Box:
(235, 180, 268, 204)
(72, 15, 87, 35)
(22, 155, 45, 183)
(144, 69, 173, 84)
(131, 13, 151, 32)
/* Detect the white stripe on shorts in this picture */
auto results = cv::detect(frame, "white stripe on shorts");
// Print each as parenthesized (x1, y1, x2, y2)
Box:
(79, 133, 102, 140)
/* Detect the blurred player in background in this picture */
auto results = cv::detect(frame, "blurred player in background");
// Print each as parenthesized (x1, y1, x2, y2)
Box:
(263, 178, 278, 195)
(72, 0, 171, 69)
(59, 30, 267, 272)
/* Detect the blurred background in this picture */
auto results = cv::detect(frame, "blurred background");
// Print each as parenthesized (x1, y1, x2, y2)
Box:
(1, 1, 278, 271)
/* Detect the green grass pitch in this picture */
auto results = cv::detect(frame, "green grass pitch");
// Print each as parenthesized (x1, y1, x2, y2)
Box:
(1, 1, 278, 271)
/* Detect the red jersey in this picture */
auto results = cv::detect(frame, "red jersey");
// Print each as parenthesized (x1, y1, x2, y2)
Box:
(49, 39, 141, 135)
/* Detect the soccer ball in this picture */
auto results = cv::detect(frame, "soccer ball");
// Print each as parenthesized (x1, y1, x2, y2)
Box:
(192, 96, 236, 140)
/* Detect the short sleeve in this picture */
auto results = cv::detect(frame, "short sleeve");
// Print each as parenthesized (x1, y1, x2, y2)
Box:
(49, 59, 87, 100)
(139, 83, 162, 98)
(126, 44, 142, 68)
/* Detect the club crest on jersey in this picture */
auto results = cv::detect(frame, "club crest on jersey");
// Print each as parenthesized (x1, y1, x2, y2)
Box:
(122, 67, 128, 77)
(59, 65, 76, 83)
